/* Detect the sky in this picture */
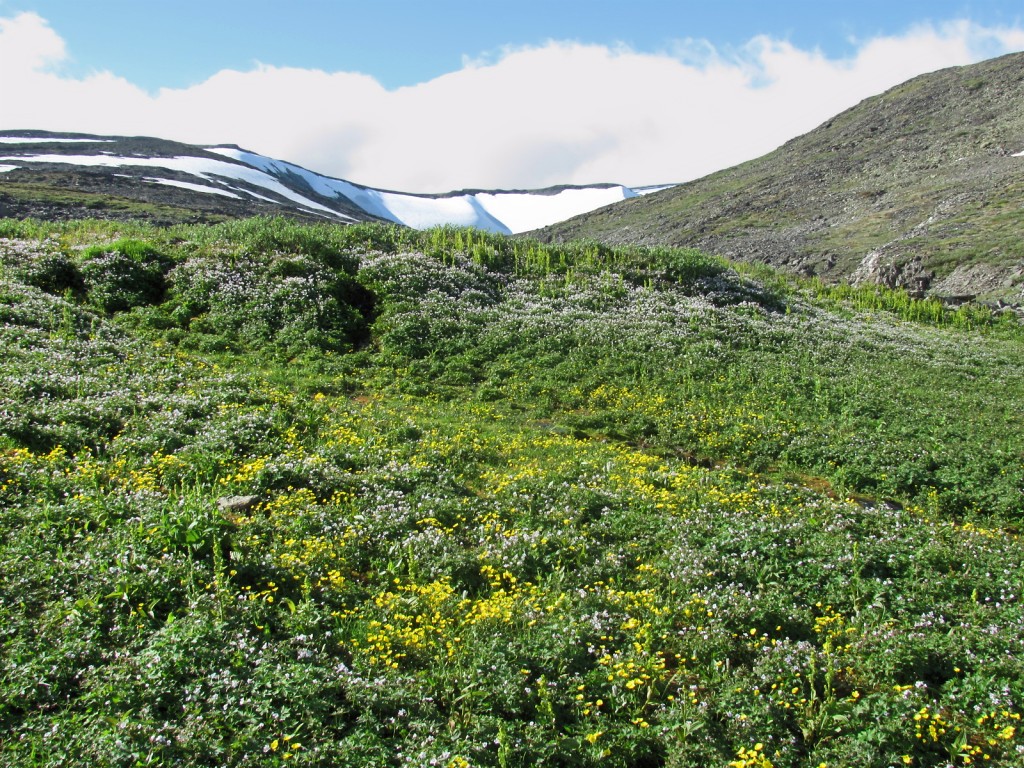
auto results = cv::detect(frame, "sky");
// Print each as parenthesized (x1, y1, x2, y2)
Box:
(1, 1, 1023, 192)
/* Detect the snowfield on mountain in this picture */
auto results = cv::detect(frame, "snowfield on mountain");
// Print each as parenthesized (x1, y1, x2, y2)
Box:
(0, 133, 669, 233)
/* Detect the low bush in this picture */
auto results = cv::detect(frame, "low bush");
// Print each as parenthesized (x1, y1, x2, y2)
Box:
(78, 238, 169, 313)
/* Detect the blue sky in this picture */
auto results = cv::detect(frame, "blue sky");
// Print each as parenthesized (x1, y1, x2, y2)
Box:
(2, 1, 1024, 190)
(9, 0, 1024, 90)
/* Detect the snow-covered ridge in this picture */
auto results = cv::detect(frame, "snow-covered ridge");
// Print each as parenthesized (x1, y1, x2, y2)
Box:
(0, 132, 674, 233)
(207, 146, 651, 234)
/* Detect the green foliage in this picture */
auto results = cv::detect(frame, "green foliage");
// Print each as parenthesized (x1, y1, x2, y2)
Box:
(1, 218, 1023, 767)
(0, 237, 83, 295)
(651, 246, 726, 283)
(165, 246, 374, 357)
(172, 216, 366, 273)
(805, 278, 1019, 332)
(0, 217, 56, 240)
(78, 238, 169, 313)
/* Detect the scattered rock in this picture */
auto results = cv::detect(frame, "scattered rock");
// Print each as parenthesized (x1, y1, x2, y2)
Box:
(851, 251, 932, 293)
(931, 262, 1017, 298)
(217, 495, 259, 512)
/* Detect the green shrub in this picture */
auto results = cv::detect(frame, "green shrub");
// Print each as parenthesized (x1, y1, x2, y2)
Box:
(78, 238, 169, 313)
(167, 249, 375, 357)
(0, 238, 84, 295)
(172, 216, 367, 272)
(651, 246, 725, 283)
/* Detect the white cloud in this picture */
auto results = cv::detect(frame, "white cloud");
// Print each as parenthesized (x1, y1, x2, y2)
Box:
(0, 11, 63, 73)
(1, 12, 1023, 192)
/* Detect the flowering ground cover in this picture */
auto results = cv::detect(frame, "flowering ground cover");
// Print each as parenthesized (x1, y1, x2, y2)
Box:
(0, 219, 1022, 767)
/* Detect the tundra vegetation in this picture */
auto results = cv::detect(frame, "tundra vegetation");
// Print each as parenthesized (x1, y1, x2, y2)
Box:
(0, 217, 1022, 767)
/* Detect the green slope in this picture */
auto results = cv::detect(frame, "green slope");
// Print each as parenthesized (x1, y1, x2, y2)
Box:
(1, 218, 1022, 767)
(539, 51, 1024, 304)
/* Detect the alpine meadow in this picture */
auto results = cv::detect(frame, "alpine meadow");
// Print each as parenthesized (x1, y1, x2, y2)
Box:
(0, 215, 1022, 768)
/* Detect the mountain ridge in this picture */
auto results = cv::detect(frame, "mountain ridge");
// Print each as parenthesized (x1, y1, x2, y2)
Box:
(0, 130, 663, 234)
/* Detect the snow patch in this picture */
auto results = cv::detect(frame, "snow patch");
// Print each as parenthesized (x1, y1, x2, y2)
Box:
(0, 164, 19, 173)
(377, 191, 511, 232)
(206, 146, 509, 231)
(144, 177, 241, 199)
(207, 146, 644, 234)
(474, 187, 635, 234)
(1014, 149, 1024, 157)
(235, 188, 286, 204)
(635, 184, 676, 196)
(0, 153, 356, 221)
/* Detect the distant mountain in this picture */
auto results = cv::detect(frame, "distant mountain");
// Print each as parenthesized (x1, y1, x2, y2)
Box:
(0, 131, 667, 234)
(538, 52, 1024, 303)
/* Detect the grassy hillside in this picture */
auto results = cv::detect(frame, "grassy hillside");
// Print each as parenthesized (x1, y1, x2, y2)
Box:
(1, 218, 1022, 767)
(0, 175, 237, 226)
(539, 52, 1024, 303)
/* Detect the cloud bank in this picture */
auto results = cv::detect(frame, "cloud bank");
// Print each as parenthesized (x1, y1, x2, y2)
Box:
(2, 12, 1024, 192)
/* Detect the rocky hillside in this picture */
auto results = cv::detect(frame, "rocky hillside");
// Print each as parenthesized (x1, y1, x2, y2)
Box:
(0, 133, 358, 225)
(538, 51, 1024, 303)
